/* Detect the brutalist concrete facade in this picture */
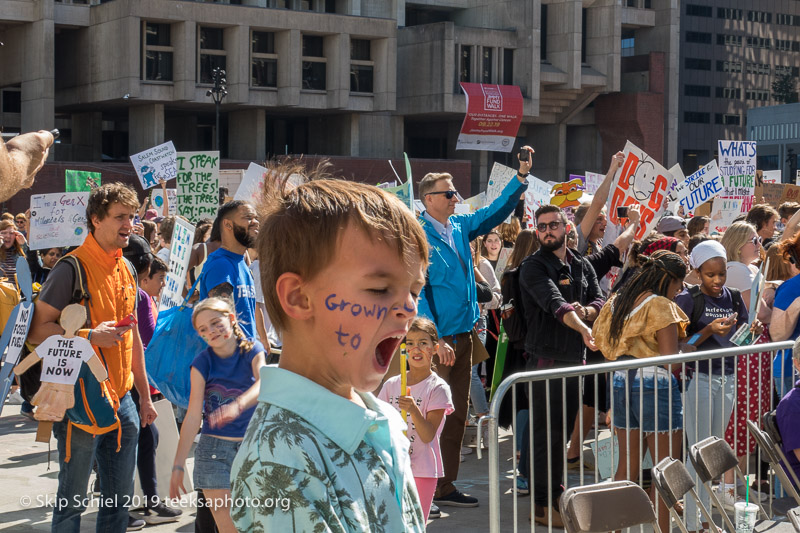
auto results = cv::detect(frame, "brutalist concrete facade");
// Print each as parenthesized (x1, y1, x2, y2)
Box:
(0, 0, 679, 188)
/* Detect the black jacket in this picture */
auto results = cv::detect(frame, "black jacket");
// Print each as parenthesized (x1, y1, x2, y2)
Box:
(519, 247, 603, 363)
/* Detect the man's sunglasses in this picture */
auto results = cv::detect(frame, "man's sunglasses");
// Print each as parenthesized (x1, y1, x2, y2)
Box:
(536, 221, 564, 232)
(425, 190, 459, 200)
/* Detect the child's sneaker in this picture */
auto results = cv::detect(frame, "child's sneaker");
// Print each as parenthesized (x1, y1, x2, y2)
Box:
(428, 503, 441, 519)
(6, 390, 23, 405)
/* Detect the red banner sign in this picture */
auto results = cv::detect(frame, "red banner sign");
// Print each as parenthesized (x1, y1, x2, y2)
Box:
(456, 83, 523, 153)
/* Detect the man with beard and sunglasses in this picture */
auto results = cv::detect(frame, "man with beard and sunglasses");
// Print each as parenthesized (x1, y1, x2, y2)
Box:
(517, 204, 604, 527)
(199, 201, 259, 338)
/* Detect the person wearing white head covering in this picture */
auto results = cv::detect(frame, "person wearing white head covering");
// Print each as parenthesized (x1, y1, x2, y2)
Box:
(675, 238, 762, 529)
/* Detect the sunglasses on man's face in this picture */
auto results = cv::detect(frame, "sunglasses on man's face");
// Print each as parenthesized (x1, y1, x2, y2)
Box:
(537, 221, 564, 233)
(425, 190, 459, 200)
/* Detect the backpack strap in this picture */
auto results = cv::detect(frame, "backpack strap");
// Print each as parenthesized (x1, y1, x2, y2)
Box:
(688, 285, 705, 329)
(56, 255, 92, 325)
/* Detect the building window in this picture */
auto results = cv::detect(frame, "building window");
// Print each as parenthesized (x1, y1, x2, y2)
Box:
(776, 40, 800, 52)
(746, 62, 770, 75)
(302, 35, 326, 90)
(746, 89, 770, 102)
(717, 60, 742, 73)
(621, 29, 635, 57)
(777, 13, 800, 26)
(199, 27, 226, 84)
(142, 22, 173, 81)
(716, 34, 742, 47)
(715, 113, 741, 125)
(503, 48, 514, 85)
(717, 8, 742, 20)
(350, 39, 373, 93)
(685, 57, 711, 71)
(684, 84, 710, 97)
(1, 90, 21, 113)
(715, 87, 741, 99)
(251, 31, 277, 88)
(300, 0, 317, 10)
(481, 47, 493, 83)
(684, 111, 710, 124)
(746, 37, 771, 49)
(747, 11, 772, 23)
(540, 5, 547, 60)
(460, 45, 472, 82)
(776, 65, 800, 77)
(686, 4, 712, 17)
(686, 31, 712, 44)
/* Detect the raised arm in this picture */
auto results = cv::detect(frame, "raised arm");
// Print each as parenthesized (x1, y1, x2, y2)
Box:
(0, 131, 54, 202)
(580, 151, 624, 240)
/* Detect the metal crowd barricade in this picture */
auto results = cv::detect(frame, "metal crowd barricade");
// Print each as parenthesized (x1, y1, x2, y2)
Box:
(477, 341, 796, 533)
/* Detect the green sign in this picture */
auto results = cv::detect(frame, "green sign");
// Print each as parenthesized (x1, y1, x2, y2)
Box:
(65, 170, 101, 192)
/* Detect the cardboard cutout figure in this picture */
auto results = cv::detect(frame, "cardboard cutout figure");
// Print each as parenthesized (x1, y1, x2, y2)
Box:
(13, 304, 106, 422)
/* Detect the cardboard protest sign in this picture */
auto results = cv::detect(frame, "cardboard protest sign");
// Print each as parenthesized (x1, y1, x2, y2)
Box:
(159, 217, 196, 310)
(485, 163, 519, 222)
(523, 176, 552, 220)
(669, 160, 723, 215)
(608, 140, 673, 239)
(762, 170, 781, 184)
(584, 171, 604, 195)
(234, 163, 268, 205)
(65, 170, 101, 192)
(755, 183, 785, 207)
(717, 140, 756, 213)
(29, 193, 89, 249)
(780, 184, 800, 204)
(709, 197, 743, 234)
(176, 151, 219, 223)
(0, 257, 34, 412)
(151, 188, 177, 216)
(456, 83, 523, 153)
(130, 141, 178, 190)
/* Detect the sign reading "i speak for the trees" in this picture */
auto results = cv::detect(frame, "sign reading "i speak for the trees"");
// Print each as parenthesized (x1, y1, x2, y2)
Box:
(176, 151, 219, 224)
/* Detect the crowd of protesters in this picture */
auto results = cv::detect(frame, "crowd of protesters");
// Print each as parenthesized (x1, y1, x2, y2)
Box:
(5, 129, 800, 533)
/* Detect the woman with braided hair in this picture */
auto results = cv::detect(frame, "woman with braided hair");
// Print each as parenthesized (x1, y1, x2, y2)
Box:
(593, 250, 689, 533)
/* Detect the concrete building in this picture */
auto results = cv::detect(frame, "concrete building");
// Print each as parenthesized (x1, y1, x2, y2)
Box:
(747, 103, 800, 183)
(678, 1, 800, 173)
(0, 0, 679, 189)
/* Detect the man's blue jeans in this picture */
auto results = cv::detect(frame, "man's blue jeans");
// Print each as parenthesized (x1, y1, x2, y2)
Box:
(52, 392, 140, 533)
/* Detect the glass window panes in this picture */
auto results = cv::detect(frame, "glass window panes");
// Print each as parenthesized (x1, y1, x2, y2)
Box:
(200, 54, 226, 84)
(146, 23, 170, 46)
(252, 58, 277, 87)
(350, 65, 373, 93)
(252, 32, 275, 54)
(302, 61, 326, 90)
(303, 35, 324, 57)
(200, 27, 224, 50)
(351, 39, 371, 61)
(145, 51, 173, 81)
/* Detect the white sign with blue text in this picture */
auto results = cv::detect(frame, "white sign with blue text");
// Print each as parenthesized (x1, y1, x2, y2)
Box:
(669, 160, 723, 214)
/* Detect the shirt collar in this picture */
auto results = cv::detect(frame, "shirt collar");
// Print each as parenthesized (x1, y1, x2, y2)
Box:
(258, 366, 404, 454)
(80, 231, 122, 268)
(422, 211, 450, 237)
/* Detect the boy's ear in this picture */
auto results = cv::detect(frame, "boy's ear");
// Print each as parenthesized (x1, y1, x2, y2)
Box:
(275, 272, 313, 321)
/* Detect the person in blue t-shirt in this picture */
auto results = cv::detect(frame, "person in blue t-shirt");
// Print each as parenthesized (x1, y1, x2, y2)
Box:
(170, 297, 266, 532)
(771, 234, 800, 396)
(199, 201, 259, 338)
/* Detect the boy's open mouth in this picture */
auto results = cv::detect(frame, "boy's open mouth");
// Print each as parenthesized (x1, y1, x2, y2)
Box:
(375, 335, 404, 368)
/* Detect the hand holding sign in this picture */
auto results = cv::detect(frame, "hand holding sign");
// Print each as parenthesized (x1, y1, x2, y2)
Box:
(13, 304, 106, 422)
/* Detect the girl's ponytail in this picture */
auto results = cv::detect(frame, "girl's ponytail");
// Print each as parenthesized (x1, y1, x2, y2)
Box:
(232, 320, 254, 352)
(192, 296, 255, 352)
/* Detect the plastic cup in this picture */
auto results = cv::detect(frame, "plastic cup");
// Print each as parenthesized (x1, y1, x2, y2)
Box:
(734, 501, 758, 533)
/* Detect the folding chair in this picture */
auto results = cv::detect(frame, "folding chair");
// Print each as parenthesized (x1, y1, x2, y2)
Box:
(762, 413, 800, 496)
(689, 436, 769, 531)
(560, 481, 659, 533)
(747, 418, 800, 510)
(652, 457, 722, 533)
(787, 507, 800, 532)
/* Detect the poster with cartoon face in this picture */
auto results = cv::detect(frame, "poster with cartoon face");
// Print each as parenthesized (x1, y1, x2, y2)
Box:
(608, 140, 675, 240)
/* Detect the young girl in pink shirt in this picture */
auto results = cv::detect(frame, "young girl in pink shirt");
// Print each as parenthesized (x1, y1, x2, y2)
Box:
(379, 317, 454, 521)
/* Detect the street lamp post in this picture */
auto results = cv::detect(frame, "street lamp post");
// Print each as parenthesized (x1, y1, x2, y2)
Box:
(206, 67, 227, 153)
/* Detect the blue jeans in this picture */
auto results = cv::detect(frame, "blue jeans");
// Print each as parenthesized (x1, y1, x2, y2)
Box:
(52, 392, 140, 533)
(683, 372, 735, 531)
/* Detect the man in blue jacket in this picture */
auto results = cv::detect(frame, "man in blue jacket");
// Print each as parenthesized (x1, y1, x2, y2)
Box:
(419, 147, 532, 508)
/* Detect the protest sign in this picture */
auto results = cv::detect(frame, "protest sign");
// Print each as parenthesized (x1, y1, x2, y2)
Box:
(456, 83, 523, 152)
(151, 188, 177, 216)
(550, 178, 584, 208)
(65, 170, 101, 192)
(755, 183, 785, 207)
(29, 193, 89, 249)
(523, 176, 552, 220)
(486, 163, 517, 206)
(460, 192, 486, 214)
(608, 140, 672, 239)
(130, 141, 178, 190)
(234, 163, 268, 204)
(669, 160, 723, 214)
(4, 304, 33, 368)
(176, 151, 219, 223)
(709, 197, 744, 234)
(718, 140, 756, 213)
(762, 170, 781, 184)
(584, 171, 604, 195)
(159, 217, 196, 310)
(780, 184, 800, 204)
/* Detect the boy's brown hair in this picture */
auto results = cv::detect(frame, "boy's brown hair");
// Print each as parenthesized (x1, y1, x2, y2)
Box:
(86, 182, 139, 232)
(257, 160, 429, 334)
(408, 316, 438, 343)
